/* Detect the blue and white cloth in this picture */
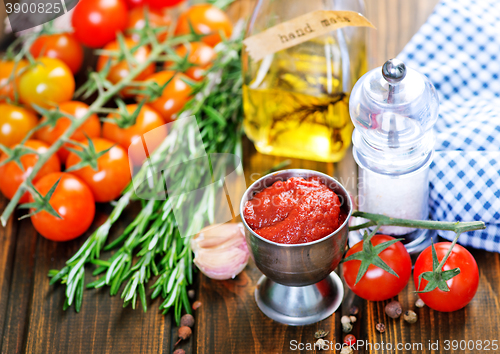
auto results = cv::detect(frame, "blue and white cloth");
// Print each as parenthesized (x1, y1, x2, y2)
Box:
(398, 0, 500, 252)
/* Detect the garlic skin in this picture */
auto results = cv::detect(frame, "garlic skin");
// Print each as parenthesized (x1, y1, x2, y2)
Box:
(191, 223, 249, 280)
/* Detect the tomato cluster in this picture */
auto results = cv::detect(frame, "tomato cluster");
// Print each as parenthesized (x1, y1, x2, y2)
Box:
(0, 2, 233, 242)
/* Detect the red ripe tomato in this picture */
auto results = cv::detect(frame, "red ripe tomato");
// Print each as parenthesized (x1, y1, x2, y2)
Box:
(66, 138, 131, 202)
(102, 104, 167, 165)
(29, 33, 84, 74)
(72, 0, 128, 48)
(147, 0, 185, 10)
(143, 71, 192, 122)
(126, 7, 171, 42)
(35, 101, 101, 163)
(0, 59, 27, 102)
(96, 37, 155, 98)
(29, 172, 95, 241)
(18, 57, 75, 109)
(414, 242, 479, 312)
(0, 140, 61, 203)
(342, 235, 412, 301)
(0, 103, 38, 147)
(175, 4, 233, 47)
(165, 42, 216, 81)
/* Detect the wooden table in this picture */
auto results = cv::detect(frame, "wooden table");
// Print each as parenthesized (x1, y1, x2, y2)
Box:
(3, 0, 499, 353)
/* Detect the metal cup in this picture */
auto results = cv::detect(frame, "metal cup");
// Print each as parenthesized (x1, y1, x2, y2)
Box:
(240, 169, 352, 325)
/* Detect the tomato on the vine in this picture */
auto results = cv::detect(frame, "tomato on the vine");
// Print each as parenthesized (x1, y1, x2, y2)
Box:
(0, 103, 38, 147)
(0, 139, 61, 203)
(29, 172, 95, 241)
(35, 101, 101, 163)
(175, 4, 233, 47)
(18, 57, 74, 109)
(143, 71, 192, 122)
(102, 104, 167, 165)
(147, 0, 185, 10)
(165, 42, 216, 81)
(342, 235, 412, 301)
(0, 59, 27, 102)
(29, 33, 84, 74)
(72, 0, 128, 48)
(414, 242, 479, 312)
(66, 138, 131, 202)
(126, 7, 171, 42)
(96, 37, 155, 98)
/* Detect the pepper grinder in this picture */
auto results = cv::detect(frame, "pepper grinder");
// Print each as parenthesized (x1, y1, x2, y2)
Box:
(349, 59, 439, 254)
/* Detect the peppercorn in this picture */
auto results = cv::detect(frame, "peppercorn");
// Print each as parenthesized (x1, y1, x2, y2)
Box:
(340, 346, 354, 354)
(175, 326, 192, 346)
(415, 298, 425, 308)
(385, 300, 402, 319)
(344, 334, 356, 346)
(173, 350, 186, 354)
(350, 306, 359, 315)
(349, 316, 357, 323)
(192, 301, 202, 310)
(315, 338, 327, 350)
(376, 323, 386, 333)
(180, 314, 195, 328)
(314, 329, 329, 339)
(404, 310, 418, 324)
(341, 315, 351, 325)
(188, 290, 196, 299)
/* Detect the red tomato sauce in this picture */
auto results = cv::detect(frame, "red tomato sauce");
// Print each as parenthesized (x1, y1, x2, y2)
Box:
(243, 177, 345, 244)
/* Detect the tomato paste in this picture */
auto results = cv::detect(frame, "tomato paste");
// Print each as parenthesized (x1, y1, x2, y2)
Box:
(243, 177, 344, 244)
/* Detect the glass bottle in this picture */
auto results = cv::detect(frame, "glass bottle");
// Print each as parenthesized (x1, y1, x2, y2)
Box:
(242, 0, 368, 162)
(349, 59, 439, 254)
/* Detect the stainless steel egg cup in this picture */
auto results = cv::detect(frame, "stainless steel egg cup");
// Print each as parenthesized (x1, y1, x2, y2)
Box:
(240, 169, 352, 326)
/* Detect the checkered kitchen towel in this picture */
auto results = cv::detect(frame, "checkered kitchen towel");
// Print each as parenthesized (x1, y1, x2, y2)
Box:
(397, 0, 500, 252)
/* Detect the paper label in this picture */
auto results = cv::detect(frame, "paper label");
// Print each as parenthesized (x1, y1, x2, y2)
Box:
(243, 10, 375, 61)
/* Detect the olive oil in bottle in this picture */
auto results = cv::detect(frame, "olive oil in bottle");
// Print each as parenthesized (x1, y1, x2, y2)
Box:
(242, 0, 368, 162)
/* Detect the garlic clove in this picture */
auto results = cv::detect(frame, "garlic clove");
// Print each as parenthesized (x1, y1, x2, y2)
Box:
(191, 223, 249, 280)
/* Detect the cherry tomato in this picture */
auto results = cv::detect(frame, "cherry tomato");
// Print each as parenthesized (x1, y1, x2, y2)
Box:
(175, 4, 233, 47)
(29, 172, 95, 241)
(96, 37, 155, 97)
(414, 242, 479, 312)
(0, 140, 61, 203)
(72, 0, 128, 48)
(66, 138, 131, 202)
(102, 104, 167, 165)
(29, 33, 84, 74)
(126, 7, 171, 42)
(143, 71, 192, 122)
(0, 59, 27, 102)
(165, 42, 216, 81)
(18, 57, 75, 109)
(342, 235, 412, 301)
(35, 101, 101, 163)
(0, 103, 38, 147)
(147, 0, 184, 10)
